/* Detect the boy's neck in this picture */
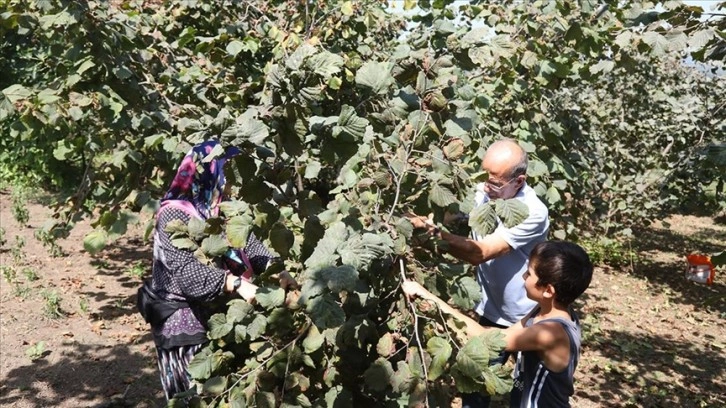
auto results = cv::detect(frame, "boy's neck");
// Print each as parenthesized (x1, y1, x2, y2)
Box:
(535, 300, 571, 320)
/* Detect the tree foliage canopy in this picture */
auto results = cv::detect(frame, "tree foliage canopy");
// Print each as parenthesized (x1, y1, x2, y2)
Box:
(1, 0, 725, 404)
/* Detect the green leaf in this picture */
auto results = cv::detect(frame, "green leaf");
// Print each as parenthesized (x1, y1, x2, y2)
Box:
(83, 230, 108, 255)
(256, 287, 286, 310)
(341, 1, 354, 16)
(429, 183, 457, 207)
(376, 332, 394, 357)
(589, 59, 615, 75)
(391, 361, 413, 393)
(303, 325, 325, 353)
(201, 235, 229, 257)
(76, 59, 96, 75)
(469, 203, 497, 237)
(219, 201, 250, 217)
(2, 84, 32, 103)
(188, 217, 206, 240)
(323, 385, 353, 407)
(223, 117, 270, 145)
(304, 222, 346, 271)
(318, 265, 359, 292)
(338, 233, 392, 270)
(227, 299, 253, 323)
(355, 61, 394, 94)
(308, 51, 345, 79)
(209, 313, 233, 339)
(455, 335, 490, 378)
(226, 40, 245, 56)
(443, 138, 465, 159)
(363, 358, 394, 392)
(304, 161, 322, 179)
(203, 376, 227, 395)
(246, 314, 268, 340)
(307, 294, 345, 329)
(450, 276, 481, 309)
(494, 199, 530, 229)
(643, 31, 669, 57)
(426, 337, 452, 380)
(333, 105, 368, 140)
(171, 237, 198, 251)
(269, 222, 294, 258)
(482, 364, 513, 395)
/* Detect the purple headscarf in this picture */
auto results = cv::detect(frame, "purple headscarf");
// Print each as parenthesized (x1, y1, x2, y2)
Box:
(162, 140, 239, 219)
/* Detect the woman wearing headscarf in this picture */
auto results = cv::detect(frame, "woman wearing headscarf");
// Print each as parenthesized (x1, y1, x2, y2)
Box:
(140, 140, 277, 400)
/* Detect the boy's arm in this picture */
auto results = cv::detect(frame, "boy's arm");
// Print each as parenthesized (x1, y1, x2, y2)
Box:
(502, 319, 565, 352)
(402, 280, 488, 336)
(402, 281, 561, 353)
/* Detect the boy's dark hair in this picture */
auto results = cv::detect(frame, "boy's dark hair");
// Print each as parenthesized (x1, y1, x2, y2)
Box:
(529, 241, 593, 306)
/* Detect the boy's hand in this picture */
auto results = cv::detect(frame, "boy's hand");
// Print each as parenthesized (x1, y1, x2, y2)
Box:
(402, 280, 434, 300)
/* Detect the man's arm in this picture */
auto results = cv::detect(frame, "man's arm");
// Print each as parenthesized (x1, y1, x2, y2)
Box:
(406, 214, 511, 265)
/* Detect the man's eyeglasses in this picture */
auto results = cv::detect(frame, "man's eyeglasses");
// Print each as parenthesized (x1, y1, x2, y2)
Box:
(484, 177, 517, 193)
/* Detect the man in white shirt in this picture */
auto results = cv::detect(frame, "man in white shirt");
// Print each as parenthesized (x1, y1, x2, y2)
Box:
(408, 139, 550, 407)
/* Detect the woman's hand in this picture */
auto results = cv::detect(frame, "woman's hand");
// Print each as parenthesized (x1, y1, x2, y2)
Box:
(401, 280, 435, 300)
(236, 279, 258, 303)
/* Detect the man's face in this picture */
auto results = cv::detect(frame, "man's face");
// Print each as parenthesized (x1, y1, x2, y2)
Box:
(481, 162, 523, 200)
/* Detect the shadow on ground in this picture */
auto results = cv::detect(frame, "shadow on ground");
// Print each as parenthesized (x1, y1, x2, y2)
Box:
(574, 328, 725, 407)
(0, 335, 164, 407)
(572, 218, 725, 407)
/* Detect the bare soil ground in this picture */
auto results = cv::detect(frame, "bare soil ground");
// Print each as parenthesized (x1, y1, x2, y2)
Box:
(0, 190, 724, 407)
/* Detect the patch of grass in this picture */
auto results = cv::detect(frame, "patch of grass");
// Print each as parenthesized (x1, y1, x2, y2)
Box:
(79, 296, 89, 314)
(1, 265, 17, 283)
(126, 261, 147, 279)
(579, 237, 637, 268)
(10, 186, 30, 225)
(0, 226, 6, 247)
(25, 341, 47, 361)
(34, 228, 66, 258)
(21, 267, 39, 281)
(10, 236, 26, 264)
(13, 284, 31, 299)
(41, 289, 64, 319)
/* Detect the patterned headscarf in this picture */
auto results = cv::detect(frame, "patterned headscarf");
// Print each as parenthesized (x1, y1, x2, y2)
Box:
(161, 140, 239, 219)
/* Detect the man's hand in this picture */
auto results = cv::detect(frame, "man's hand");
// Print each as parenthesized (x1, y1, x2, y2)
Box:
(404, 212, 435, 230)
(276, 270, 298, 290)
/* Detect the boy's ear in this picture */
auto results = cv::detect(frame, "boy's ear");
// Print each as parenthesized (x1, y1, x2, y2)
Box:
(542, 284, 556, 299)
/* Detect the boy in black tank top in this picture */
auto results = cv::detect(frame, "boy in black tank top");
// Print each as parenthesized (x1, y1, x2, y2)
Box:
(403, 241, 593, 407)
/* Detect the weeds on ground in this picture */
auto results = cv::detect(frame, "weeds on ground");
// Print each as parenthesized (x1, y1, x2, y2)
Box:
(1, 265, 16, 283)
(41, 289, 63, 319)
(25, 341, 46, 361)
(79, 296, 90, 314)
(0, 226, 5, 247)
(22, 267, 39, 281)
(126, 261, 147, 279)
(13, 284, 31, 299)
(10, 236, 25, 264)
(34, 228, 66, 257)
(580, 237, 637, 268)
(10, 186, 29, 226)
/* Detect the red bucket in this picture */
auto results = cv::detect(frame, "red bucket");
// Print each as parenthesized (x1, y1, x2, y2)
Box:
(685, 254, 715, 285)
